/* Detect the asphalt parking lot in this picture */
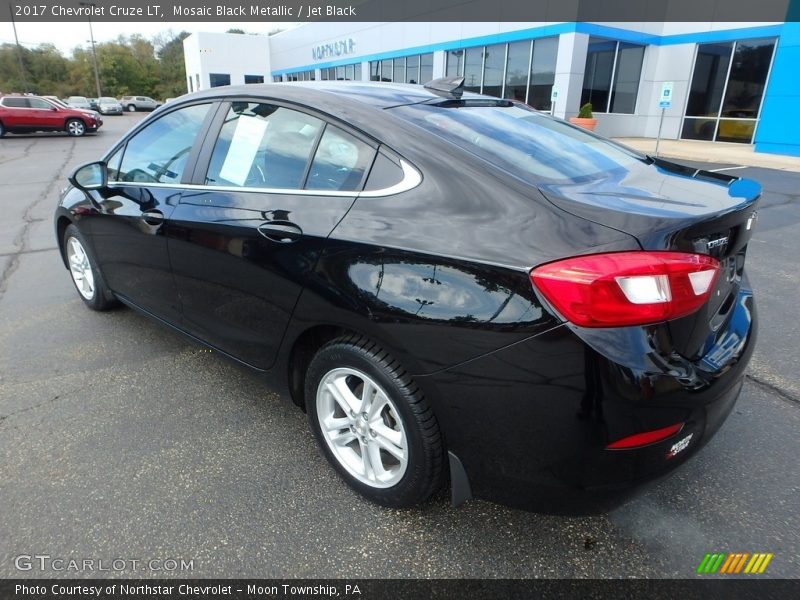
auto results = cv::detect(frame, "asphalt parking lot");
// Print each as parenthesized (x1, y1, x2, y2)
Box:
(0, 115, 798, 579)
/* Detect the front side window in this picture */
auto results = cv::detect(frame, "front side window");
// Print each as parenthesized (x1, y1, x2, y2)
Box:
(581, 38, 645, 114)
(29, 98, 52, 109)
(116, 103, 211, 184)
(205, 103, 323, 189)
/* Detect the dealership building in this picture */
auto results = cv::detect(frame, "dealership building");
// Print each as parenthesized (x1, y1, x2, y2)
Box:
(183, 17, 800, 156)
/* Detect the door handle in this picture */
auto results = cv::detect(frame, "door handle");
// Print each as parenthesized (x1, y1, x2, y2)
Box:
(258, 221, 303, 243)
(141, 210, 164, 226)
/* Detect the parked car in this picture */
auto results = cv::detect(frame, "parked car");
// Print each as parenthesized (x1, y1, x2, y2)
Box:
(97, 97, 123, 115)
(119, 95, 159, 112)
(54, 80, 759, 511)
(0, 94, 102, 137)
(66, 96, 92, 110)
(88, 98, 99, 111)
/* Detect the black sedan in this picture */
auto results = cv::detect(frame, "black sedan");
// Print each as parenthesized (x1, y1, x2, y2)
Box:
(54, 78, 759, 511)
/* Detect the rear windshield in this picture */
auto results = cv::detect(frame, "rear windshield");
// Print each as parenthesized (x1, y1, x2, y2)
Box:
(392, 101, 645, 184)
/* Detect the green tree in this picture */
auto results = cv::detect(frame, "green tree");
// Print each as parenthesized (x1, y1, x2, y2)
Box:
(0, 31, 190, 100)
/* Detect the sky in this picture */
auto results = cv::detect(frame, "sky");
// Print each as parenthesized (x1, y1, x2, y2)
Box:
(1, 21, 298, 54)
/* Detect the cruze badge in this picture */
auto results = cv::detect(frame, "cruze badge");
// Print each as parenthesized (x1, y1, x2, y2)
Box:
(706, 237, 729, 250)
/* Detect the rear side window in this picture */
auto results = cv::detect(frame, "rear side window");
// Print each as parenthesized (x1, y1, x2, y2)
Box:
(2, 97, 29, 108)
(116, 103, 211, 184)
(363, 151, 405, 191)
(205, 102, 323, 189)
(305, 126, 374, 191)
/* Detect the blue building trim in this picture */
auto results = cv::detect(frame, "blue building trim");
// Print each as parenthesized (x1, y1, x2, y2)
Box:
(754, 12, 800, 156)
(272, 23, 784, 76)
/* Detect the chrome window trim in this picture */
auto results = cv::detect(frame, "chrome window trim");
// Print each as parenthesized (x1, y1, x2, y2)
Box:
(107, 159, 422, 199)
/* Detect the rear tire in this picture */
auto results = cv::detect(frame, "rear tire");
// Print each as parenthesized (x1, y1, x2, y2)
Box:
(305, 335, 444, 507)
(63, 224, 118, 311)
(127, 104, 136, 112)
(65, 119, 86, 137)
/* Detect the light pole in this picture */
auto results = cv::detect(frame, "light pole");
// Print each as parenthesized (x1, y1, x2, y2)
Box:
(79, 1, 102, 98)
(9, 3, 29, 91)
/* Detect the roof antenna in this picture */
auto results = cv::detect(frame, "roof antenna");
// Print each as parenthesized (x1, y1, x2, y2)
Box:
(424, 76, 465, 99)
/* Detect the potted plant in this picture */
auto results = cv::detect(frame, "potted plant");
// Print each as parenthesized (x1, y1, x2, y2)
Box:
(569, 103, 598, 131)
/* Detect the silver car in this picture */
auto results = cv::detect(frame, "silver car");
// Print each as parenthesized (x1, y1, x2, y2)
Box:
(119, 95, 159, 112)
(66, 96, 92, 110)
(97, 97, 123, 115)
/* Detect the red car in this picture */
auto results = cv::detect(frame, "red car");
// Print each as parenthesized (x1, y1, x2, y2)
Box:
(0, 95, 102, 137)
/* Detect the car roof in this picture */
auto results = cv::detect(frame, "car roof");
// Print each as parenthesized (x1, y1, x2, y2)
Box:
(187, 81, 485, 109)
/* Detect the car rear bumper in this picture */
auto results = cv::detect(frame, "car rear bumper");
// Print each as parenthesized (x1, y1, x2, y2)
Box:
(416, 284, 756, 513)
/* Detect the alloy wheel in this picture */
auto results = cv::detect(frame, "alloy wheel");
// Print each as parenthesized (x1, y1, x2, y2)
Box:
(316, 367, 408, 488)
(67, 120, 85, 136)
(66, 236, 95, 300)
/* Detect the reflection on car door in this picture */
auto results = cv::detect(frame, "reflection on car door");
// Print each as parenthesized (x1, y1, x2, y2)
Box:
(88, 102, 217, 323)
(168, 101, 376, 369)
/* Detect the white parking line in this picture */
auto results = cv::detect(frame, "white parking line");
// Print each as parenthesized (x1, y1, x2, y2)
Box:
(708, 166, 749, 172)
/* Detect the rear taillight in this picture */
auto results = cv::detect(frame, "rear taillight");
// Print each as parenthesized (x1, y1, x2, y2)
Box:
(530, 251, 719, 327)
(606, 423, 684, 449)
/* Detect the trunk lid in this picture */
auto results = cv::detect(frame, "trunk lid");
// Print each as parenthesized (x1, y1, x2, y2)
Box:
(539, 159, 760, 360)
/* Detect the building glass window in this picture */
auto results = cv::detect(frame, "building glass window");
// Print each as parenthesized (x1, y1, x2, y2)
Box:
(448, 37, 557, 105)
(380, 59, 393, 82)
(446, 50, 465, 77)
(406, 56, 419, 84)
(682, 38, 775, 143)
(463, 47, 483, 93)
(481, 44, 506, 98)
(370, 53, 431, 84)
(504, 41, 532, 102)
(393, 57, 406, 84)
(609, 43, 644, 113)
(420, 53, 433, 84)
(581, 38, 644, 114)
(209, 73, 231, 88)
(245, 75, 264, 84)
(529, 36, 558, 110)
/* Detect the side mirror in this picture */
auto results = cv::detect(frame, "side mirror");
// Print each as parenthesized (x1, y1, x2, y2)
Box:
(69, 161, 107, 192)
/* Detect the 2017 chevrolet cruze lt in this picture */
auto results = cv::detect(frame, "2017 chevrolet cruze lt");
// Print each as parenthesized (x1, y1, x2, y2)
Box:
(54, 79, 758, 511)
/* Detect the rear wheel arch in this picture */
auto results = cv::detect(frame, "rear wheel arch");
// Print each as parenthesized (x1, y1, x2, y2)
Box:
(286, 324, 426, 411)
(287, 325, 351, 410)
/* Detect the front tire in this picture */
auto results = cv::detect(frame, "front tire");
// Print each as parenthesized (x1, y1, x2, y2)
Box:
(306, 336, 444, 507)
(65, 119, 86, 137)
(63, 224, 118, 310)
